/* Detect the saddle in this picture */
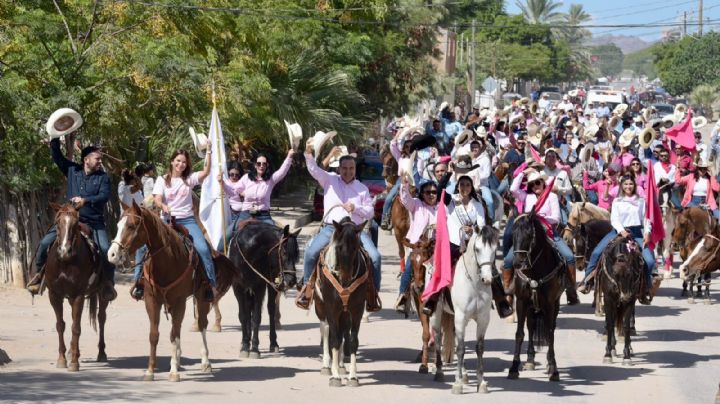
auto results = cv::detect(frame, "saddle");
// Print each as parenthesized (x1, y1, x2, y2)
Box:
(170, 217, 191, 239)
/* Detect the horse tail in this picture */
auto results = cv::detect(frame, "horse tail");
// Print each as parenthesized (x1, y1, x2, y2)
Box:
(88, 294, 98, 332)
(441, 313, 455, 365)
(531, 310, 549, 348)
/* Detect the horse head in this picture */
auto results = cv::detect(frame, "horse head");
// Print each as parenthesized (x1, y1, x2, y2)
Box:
(474, 225, 499, 285)
(51, 202, 81, 262)
(671, 210, 691, 251)
(330, 218, 366, 284)
(511, 213, 543, 270)
(679, 222, 720, 281)
(278, 225, 301, 289)
(108, 200, 149, 266)
(403, 234, 434, 291)
(603, 237, 644, 303)
(381, 147, 399, 189)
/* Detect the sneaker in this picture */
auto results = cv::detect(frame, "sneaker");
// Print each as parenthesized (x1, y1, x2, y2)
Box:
(380, 216, 392, 231)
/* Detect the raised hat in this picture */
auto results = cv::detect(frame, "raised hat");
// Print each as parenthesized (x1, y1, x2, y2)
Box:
(189, 126, 209, 158)
(284, 120, 303, 150)
(46, 108, 83, 139)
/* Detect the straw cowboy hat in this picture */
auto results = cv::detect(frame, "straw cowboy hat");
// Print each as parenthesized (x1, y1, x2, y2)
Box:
(519, 97, 530, 105)
(328, 145, 358, 168)
(639, 127, 657, 149)
(453, 156, 479, 173)
(475, 126, 488, 138)
(527, 123, 542, 146)
(674, 103, 687, 115)
(284, 120, 303, 150)
(618, 129, 636, 148)
(399, 150, 417, 185)
(696, 158, 711, 168)
(456, 129, 473, 146)
(189, 126, 209, 158)
(613, 103, 628, 116)
(692, 116, 708, 129)
(579, 142, 594, 162)
(46, 108, 83, 139)
(526, 170, 548, 184)
(662, 115, 676, 128)
(608, 115, 620, 130)
(310, 130, 337, 155)
(584, 124, 600, 139)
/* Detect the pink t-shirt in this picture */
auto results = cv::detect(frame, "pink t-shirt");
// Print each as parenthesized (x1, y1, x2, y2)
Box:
(153, 172, 200, 219)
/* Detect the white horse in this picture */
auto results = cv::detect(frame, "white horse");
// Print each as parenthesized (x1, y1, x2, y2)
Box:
(660, 198, 677, 279)
(450, 226, 498, 394)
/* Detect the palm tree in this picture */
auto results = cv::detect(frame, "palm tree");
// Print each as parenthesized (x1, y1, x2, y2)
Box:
(515, 0, 565, 25)
(563, 4, 591, 44)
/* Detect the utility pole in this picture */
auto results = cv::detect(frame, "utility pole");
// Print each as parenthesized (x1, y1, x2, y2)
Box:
(699, 0, 703, 36)
(683, 11, 687, 37)
(471, 20, 476, 105)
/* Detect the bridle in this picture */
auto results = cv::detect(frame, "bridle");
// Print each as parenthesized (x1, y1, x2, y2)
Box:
(110, 211, 169, 267)
(233, 229, 296, 293)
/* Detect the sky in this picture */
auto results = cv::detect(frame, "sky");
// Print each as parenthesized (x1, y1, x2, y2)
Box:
(505, 0, 719, 42)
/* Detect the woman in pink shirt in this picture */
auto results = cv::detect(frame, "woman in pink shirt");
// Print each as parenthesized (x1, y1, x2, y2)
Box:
(583, 166, 618, 211)
(629, 158, 648, 192)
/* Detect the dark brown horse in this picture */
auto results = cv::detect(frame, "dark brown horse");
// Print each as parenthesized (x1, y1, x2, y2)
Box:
(381, 146, 411, 273)
(314, 218, 371, 387)
(679, 221, 720, 304)
(598, 236, 644, 365)
(672, 207, 713, 297)
(508, 212, 566, 381)
(107, 201, 238, 381)
(45, 202, 109, 372)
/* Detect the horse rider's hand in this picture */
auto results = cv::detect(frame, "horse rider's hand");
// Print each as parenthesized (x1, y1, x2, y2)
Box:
(643, 234, 650, 246)
(70, 197, 85, 208)
(305, 139, 314, 154)
(401, 174, 410, 185)
(620, 230, 630, 238)
(343, 202, 355, 214)
(331, 146, 342, 157)
(463, 225, 473, 235)
(287, 149, 296, 158)
(161, 203, 171, 215)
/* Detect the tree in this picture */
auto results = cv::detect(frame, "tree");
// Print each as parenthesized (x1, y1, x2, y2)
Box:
(653, 32, 720, 95)
(589, 44, 624, 77)
(623, 46, 657, 79)
(515, 0, 565, 25)
(561, 4, 591, 44)
(690, 84, 718, 120)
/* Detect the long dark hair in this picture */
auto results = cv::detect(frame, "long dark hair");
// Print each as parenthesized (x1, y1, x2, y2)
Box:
(163, 149, 192, 186)
(227, 160, 244, 176)
(248, 153, 273, 181)
(694, 165, 711, 180)
(618, 174, 638, 197)
(453, 175, 480, 202)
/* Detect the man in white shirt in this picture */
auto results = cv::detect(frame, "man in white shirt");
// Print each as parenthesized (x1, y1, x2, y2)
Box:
(538, 93, 551, 112)
(652, 147, 680, 208)
(557, 95, 574, 113)
(695, 131, 708, 162)
(542, 149, 573, 225)
(468, 139, 496, 221)
(596, 102, 611, 118)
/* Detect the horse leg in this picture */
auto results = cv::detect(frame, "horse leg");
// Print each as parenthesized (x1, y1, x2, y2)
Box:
(190, 304, 200, 332)
(67, 295, 84, 372)
(688, 277, 697, 304)
(346, 312, 361, 387)
(196, 299, 212, 373)
(476, 297, 492, 392)
(96, 298, 109, 362)
(546, 305, 560, 382)
(320, 321, 331, 375)
(144, 297, 161, 381)
(267, 288, 279, 353)
(49, 290, 67, 369)
(419, 306, 431, 374)
(524, 311, 537, 371)
(603, 296, 614, 363)
(212, 302, 223, 332)
(432, 311, 444, 382)
(704, 274, 712, 304)
(452, 313, 467, 394)
(328, 321, 343, 387)
(234, 286, 251, 357)
(508, 299, 526, 379)
(274, 289, 282, 329)
(622, 304, 633, 366)
(250, 288, 265, 358)
(681, 280, 689, 297)
(168, 303, 186, 382)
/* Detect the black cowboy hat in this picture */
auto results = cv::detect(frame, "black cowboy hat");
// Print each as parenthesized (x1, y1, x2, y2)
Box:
(408, 133, 437, 153)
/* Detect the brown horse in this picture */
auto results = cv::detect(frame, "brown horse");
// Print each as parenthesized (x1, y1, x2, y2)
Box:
(107, 201, 238, 381)
(563, 202, 611, 270)
(679, 220, 720, 304)
(672, 207, 714, 296)
(381, 146, 411, 272)
(44, 202, 109, 372)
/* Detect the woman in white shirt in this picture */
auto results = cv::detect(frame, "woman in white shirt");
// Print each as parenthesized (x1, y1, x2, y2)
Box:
(118, 169, 143, 214)
(579, 175, 655, 303)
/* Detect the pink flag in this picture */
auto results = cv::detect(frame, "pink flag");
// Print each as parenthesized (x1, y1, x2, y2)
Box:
(529, 145, 542, 163)
(666, 110, 696, 151)
(422, 190, 452, 302)
(645, 163, 665, 250)
(532, 176, 556, 238)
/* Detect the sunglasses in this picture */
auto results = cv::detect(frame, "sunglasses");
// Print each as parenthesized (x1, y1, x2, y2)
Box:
(228, 172, 241, 177)
(631, 162, 641, 166)
(256, 161, 268, 167)
(423, 190, 438, 195)
(529, 180, 543, 187)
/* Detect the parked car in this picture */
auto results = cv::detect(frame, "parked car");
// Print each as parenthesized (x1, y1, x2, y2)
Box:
(651, 103, 675, 118)
(312, 155, 387, 245)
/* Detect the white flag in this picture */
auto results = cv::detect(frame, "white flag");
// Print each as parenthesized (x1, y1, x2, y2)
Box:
(199, 106, 231, 251)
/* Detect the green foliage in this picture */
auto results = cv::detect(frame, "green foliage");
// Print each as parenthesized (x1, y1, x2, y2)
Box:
(623, 46, 657, 79)
(653, 32, 720, 96)
(589, 43, 624, 78)
(690, 84, 718, 119)
(515, 0, 564, 25)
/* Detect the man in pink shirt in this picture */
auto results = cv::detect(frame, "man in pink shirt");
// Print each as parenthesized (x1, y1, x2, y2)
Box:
(297, 140, 381, 311)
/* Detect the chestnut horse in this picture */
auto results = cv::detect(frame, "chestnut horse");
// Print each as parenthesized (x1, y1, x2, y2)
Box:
(381, 146, 410, 272)
(562, 202, 610, 270)
(679, 220, 720, 304)
(44, 202, 109, 372)
(107, 201, 238, 381)
(672, 207, 713, 297)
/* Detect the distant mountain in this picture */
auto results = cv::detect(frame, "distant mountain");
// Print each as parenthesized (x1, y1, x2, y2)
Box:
(586, 35, 653, 54)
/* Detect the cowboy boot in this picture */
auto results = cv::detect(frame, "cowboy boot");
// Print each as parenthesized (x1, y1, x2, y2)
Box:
(130, 279, 144, 300)
(501, 269, 514, 295)
(565, 264, 580, 305)
(380, 212, 392, 231)
(295, 270, 317, 310)
(422, 294, 438, 316)
(394, 292, 409, 314)
(577, 275, 594, 294)
(491, 275, 514, 318)
(365, 265, 381, 313)
(26, 267, 45, 296)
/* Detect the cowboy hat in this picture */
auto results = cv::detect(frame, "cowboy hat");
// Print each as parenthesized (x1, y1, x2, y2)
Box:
(328, 146, 358, 168)
(310, 130, 337, 155)
(570, 137, 580, 150)
(526, 170, 547, 184)
(662, 115, 676, 128)
(674, 103, 687, 114)
(46, 108, 83, 139)
(584, 124, 600, 139)
(453, 156, 479, 173)
(475, 126, 488, 138)
(692, 116, 708, 129)
(284, 120, 303, 150)
(613, 103, 628, 116)
(579, 142, 594, 162)
(608, 115, 620, 130)
(189, 126, 209, 158)
(456, 129, 473, 146)
(519, 97, 530, 105)
(439, 101, 449, 114)
(527, 123, 542, 146)
(399, 151, 417, 185)
(618, 129, 636, 148)
(642, 108, 652, 123)
(408, 133, 436, 153)
(696, 159, 711, 168)
(639, 127, 657, 149)
(509, 112, 524, 125)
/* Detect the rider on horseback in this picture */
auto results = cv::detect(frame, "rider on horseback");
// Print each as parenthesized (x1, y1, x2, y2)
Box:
(381, 127, 415, 230)
(27, 140, 116, 301)
(297, 140, 381, 312)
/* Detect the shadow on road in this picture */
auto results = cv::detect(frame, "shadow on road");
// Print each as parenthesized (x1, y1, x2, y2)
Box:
(641, 329, 720, 342)
(635, 350, 720, 368)
(207, 365, 311, 382)
(105, 355, 235, 371)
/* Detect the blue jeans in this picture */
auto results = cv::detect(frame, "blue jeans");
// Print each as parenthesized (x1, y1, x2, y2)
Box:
(686, 196, 720, 218)
(480, 186, 495, 221)
(303, 224, 382, 290)
(586, 190, 599, 205)
(398, 258, 413, 294)
(382, 181, 401, 220)
(497, 177, 510, 196)
(585, 229, 655, 285)
(177, 217, 216, 287)
(488, 173, 500, 191)
(502, 216, 515, 257)
(36, 225, 113, 282)
(218, 210, 274, 250)
(670, 190, 682, 209)
(504, 236, 575, 270)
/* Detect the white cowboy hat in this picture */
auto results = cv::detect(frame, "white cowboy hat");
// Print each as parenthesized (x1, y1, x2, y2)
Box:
(618, 128, 636, 148)
(527, 123, 542, 146)
(399, 150, 417, 186)
(439, 101, 449, 114)
(189, 126, 209, 158)
(584, 124, 600, 139)
(456, 129, 473, 146)
(284, 120, 303, 150)
(674, 103, 687, 115)
(662, 115, 677, 127)
(475, 126, 488, 138)
(570, 137, 580, 150)
(310, 130, 337, 155)
(639, 127, 657, 149)
(692, 116, 708, 129)
(526, 170, 547, 184)
(697, 159, 711, 168)
(46, 108, 83, 139)
(613, 103, 628, 116)
(328, 146, 358, 168)
(579, 142, 594, 162)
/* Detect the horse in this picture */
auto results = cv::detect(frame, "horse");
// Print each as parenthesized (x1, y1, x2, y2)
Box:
(450, 226, 499, 395)
(107, 201, 239, 381)
(562, 202, 610, 264)
(380, 145, 398, 193)
(381, 145, 410, 273)
(573, 219, 614, 273)
(44, 202, 109, 372)
(227, 220, 300, 357)
(679, 221, 720, 304)
(597, 236, 645, 365)
(658, 195, 678, 278)
(314, 218, 372, 387)
(507, 212, 566, 381)
(671, 207, 714, 296)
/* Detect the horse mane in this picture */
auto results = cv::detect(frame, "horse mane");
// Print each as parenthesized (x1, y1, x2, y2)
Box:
(479, 224, 499, 246)
(140, 208, 187, 259)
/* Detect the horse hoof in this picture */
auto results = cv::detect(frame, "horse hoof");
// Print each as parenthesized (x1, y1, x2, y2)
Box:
(603, 356, 613, 364)
(688, 298, 695, 304)
(611, 349, 617, 357)
(622, 359, 632, 366)
(363, 313, 370, 323)
(451, 384, 463, 395)
(189, 323, 200, 332)
(249, 351, 261, 359)
(168, 372, 180, 382)
(211, 324, 222, 333)
(271, 346, 280, 353)
(462, 373, 469, 384)
(433, 372, 444, 382)
(523, 362, 536, 371)
(478, 381, 489, 394)
(507, 372, 519, 380)
(663, 271, 672, 280)
(704, 299, 713, 305)
(347, 378, 360, 387)
(56, 358, 67, 369)
(320, 367, 332, 376)
(549, 372, 560, 382)
(419, 364, 429, 374)
(67, 362, 79, 372)
(329, 377, 342, 387)
(201, 363, 212, 373)
(96, 353, 107, 363)
(239, 350, 249, 359)
(143, 372, 154, 381)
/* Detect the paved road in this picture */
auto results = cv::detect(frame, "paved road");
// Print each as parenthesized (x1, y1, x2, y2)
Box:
(1, 222, 719, 403)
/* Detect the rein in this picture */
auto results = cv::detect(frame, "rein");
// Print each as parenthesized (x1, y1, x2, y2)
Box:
(233, 232, 289, 293)
(513, 221, 564, 312)
(319, 222, 370, 312)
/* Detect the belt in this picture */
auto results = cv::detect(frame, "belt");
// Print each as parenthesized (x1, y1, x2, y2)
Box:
(248, 209, 270, 216)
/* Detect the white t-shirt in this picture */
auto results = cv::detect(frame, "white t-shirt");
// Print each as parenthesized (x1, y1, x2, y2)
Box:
(693, 178, 709, 197)
(153, 172, 200, 219)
